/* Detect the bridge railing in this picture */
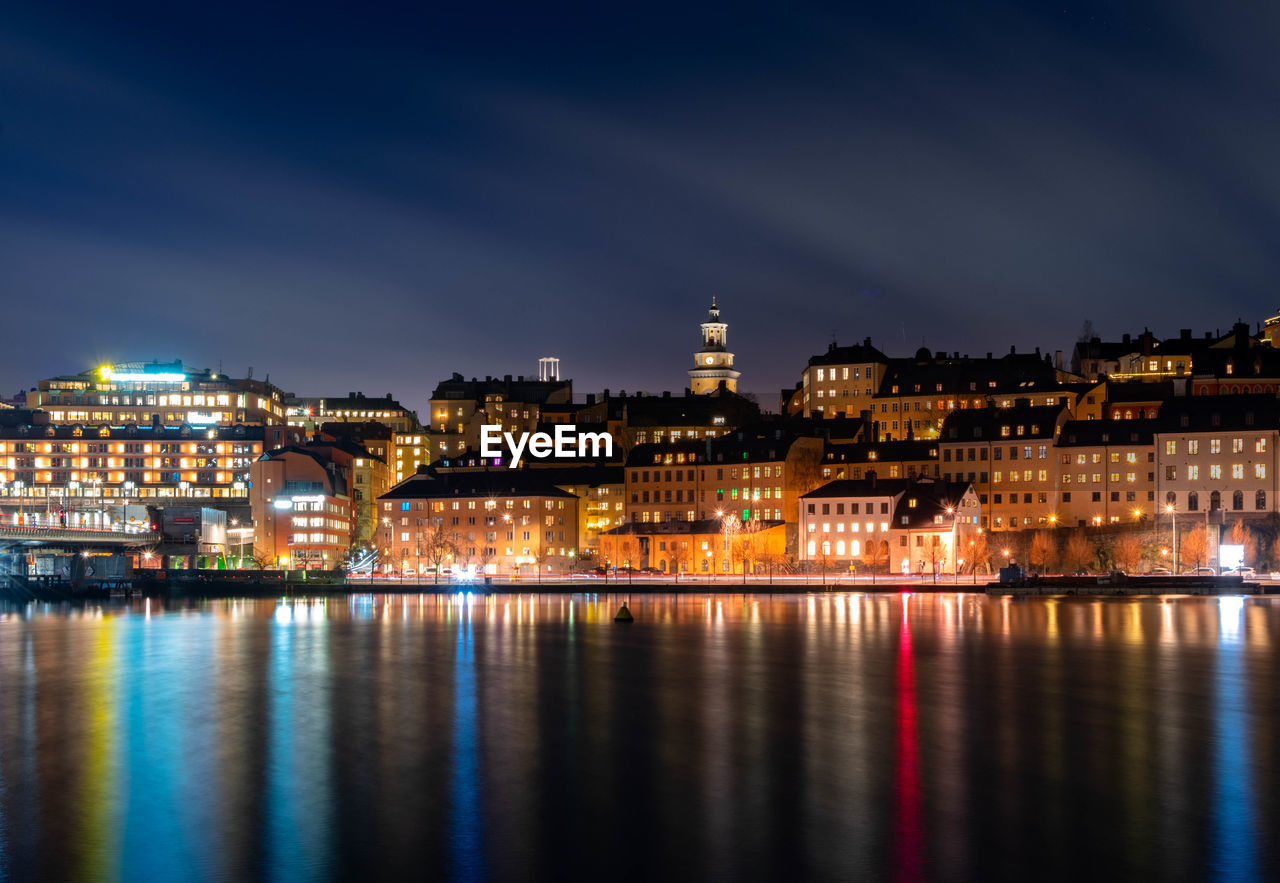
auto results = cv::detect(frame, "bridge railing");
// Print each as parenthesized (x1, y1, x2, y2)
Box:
(0, 526, 160, 544)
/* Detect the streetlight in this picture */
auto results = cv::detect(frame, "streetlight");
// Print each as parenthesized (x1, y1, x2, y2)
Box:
(946, 506, 957, 581)
(14, 480, 24, 526)
(1165, 503, 1177, 574)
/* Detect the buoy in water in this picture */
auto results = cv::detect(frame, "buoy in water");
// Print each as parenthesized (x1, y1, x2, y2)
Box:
(614, 603, 634, 623)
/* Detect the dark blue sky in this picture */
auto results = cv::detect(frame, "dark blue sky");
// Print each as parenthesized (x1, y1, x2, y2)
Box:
(4, 1, 1278, 414)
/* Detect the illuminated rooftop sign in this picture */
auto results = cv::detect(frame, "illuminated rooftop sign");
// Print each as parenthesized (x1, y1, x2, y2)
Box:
(97, 364, 187, 383)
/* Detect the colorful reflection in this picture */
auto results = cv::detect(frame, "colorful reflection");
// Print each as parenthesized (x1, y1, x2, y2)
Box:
(0, 594, 1274, 879)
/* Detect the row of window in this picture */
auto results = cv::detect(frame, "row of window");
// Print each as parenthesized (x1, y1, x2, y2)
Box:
(1165, 438, 1267, 455)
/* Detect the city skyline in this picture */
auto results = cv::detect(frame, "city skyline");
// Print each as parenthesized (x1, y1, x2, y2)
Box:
(7, 304, 1272, 421)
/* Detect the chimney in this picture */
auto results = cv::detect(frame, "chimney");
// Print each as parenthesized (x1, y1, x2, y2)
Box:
(1034, 346, 1041, 357)
(1181, 329, 1192, 341)
(864, 336, 872, 347)
(986, 352, 993, 360)
(1010, 345, 1016, 355)
(1054, 350, 1063, 370)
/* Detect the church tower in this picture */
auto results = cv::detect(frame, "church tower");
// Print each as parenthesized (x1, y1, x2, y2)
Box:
(688, 296, 741, 394)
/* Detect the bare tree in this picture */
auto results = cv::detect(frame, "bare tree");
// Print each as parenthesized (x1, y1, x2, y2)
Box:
(1113, 532, 1142, 573)
(862, 539, 888, 584)
(969, 532, 990, 575)
(736, 516, 765, 582)
(1030, 530, 1057, 573)
(422, 520, 459, 584)
(720, 515, 741, 580)
(925, 535, 946, 583)
(1181, 525, 1208, 573)
(1062, 530, 1093, 573)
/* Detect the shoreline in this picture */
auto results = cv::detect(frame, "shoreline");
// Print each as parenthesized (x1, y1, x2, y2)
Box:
(5, 575, 1275, 603)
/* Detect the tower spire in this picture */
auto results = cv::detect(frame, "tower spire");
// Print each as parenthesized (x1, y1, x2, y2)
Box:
(689, 297, 740, 394)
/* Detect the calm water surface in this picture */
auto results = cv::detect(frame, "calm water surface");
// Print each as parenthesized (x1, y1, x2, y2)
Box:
(0, 593, 1276, 881)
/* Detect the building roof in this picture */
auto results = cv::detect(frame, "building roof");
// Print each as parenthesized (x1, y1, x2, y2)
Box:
(1191, 338, 1280, 380)
(876, 349, 1064, 399)
(1057, 420, 1157, 447)
(940, 403, 1069, 442)
(806, 338, 890, 368)
(823, 439, 939, 464)
(0, 419, 265, 440)
(610, 388, 761, 427)
(1104, 381, 1174, 403)
(803, 476, 974, 529)
(803, 475, 969, 500)
(1154, 394, 1280, 432)
(378, 466, 579, 501)
(429, 373, 573, 405)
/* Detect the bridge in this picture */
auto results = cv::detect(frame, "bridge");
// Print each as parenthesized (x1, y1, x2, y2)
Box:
(0, 525, 160, 546)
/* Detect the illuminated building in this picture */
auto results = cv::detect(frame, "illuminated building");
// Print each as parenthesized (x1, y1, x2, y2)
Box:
(622, 424, 825, 555)
(1154, 395, 1280, 520)
(284, 391, 420, 434)
(1071, 328, 1213, 382)
(315, 423, 392, 547)
(576, 388, 760, 448)
(820, 438, 942, 482)
(799, 476, 980, 575)
(425, 372, 573, 458)
(250, 442, 357, 569)
(0, 411, 266, 524)
(377, 468, 578, 576)
(688, 297, 740, 394)
(414, 450, 623, 560)
(1100, 382, 1170, 420)
(1055, 420, 1157, 527)
(600, 517, 786, 575)
(938, 402, 1071, 531)
(871, 348, 1073, 441)
(1263, 308, 1280, 347)
(797, 338, 888, 419)
(1189, 323, 1280, 395)
(28, 361, 285, 425)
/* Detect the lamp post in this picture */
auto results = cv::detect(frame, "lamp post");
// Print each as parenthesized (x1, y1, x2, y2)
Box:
(14, 480, 24, 526)
(1165, 503, 1177, 574)
(946, 506, 957, 582)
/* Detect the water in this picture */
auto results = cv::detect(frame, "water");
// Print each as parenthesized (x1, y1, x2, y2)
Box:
(0, 593, 1276, 881)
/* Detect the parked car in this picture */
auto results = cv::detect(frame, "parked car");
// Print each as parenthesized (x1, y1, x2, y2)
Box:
(1229, 566, 1256, 577)
(1147, 567, 1172, 576)
(1193, 566, 1216, 576)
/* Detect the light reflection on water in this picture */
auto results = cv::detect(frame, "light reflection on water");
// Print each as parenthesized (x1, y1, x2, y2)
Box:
(0, 592, 1277, 880)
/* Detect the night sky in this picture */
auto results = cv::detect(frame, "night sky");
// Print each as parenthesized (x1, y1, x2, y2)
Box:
(4, 1, 1278, 415)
